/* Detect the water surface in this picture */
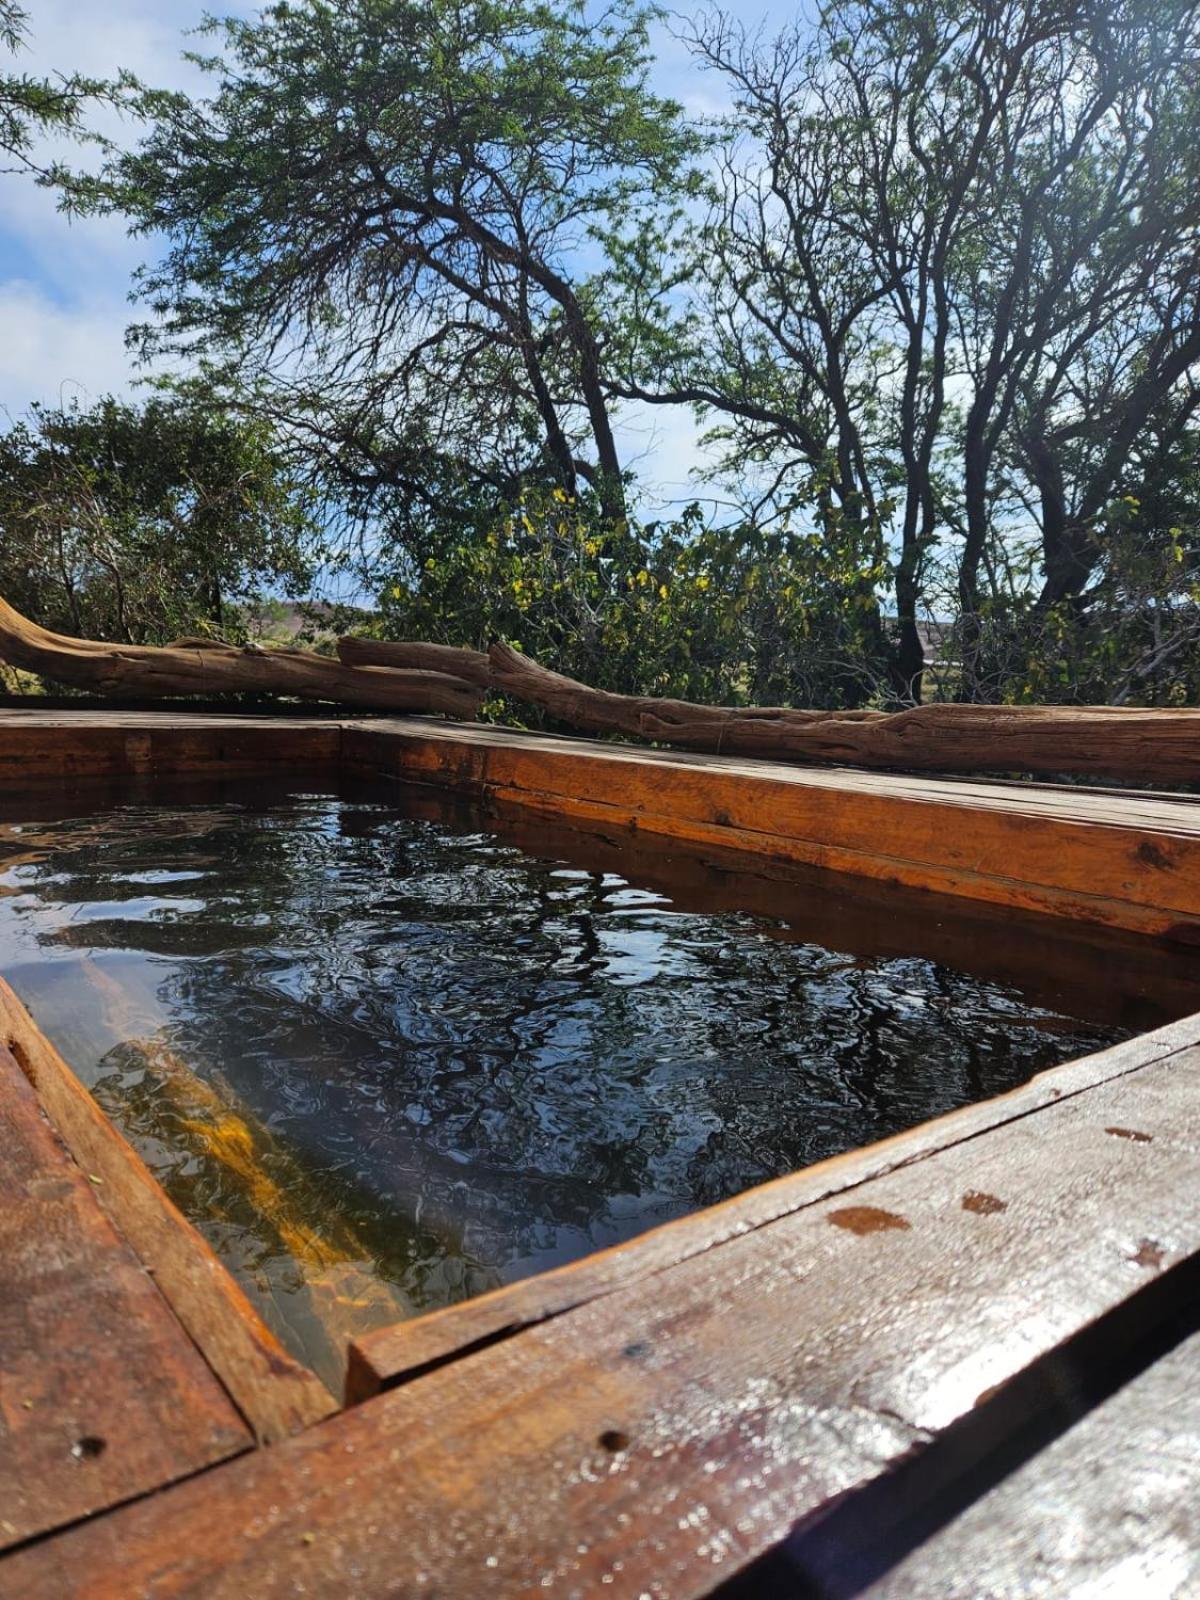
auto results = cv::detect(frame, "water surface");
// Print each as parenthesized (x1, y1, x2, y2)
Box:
(0, 781, 1136, 1391)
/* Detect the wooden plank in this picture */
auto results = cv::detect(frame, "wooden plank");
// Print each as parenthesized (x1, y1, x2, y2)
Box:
(7, 1032, 1200, 1598)
(0, 1044, 250, 1552)
(862, 1327, 1200, 1598)
(0, 980, 336, 1443)
(0, 715, 342, 788)
(4, 709, 1200, 936)
(478, 800, 1200, 1033)
(343, 720, 1200, 939)
(348, 1012, 1200, 1398)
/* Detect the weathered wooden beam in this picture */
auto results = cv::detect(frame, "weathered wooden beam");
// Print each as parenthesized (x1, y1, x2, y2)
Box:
(0, 598, 483, 716)
(861, 1326, 1200, 1599)
(0, 981, 335, 1443)
(484, 641, 1200, 783)
(8, 1018, 1200, 1598)
(0, 1038, 250, 1551)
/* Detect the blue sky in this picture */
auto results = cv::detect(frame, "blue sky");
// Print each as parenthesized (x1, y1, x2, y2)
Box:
(0, 1, 796, 513)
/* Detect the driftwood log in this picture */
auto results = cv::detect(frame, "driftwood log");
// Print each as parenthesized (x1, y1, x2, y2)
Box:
(336, 635, 493, 689)
(481, 640, 1200, 784)
(0, 598, 483, 717)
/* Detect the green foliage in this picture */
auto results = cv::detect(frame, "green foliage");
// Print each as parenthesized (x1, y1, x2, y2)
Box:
(969, 421, 1200, 705)
(92, 0, 699, 522)
(0, 395, 321, 646)
(0, 1, 111, 180)
(23, 0, 1200, 711)
(372, 488, 891, 711)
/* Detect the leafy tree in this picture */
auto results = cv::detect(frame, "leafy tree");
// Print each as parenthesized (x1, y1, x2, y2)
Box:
(98, 0, 698, 527)
(0, 394, 320, 648)
(370, 486, 890, 711)
(613, 0, 1200, 701)
(0, 0, 109, 176)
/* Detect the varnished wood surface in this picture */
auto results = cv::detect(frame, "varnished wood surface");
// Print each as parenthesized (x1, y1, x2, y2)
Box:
(479, 802, 1200, 1033)
(862, 1326, 1200, 1599)
(0, 1044, 250, 1552)
(0, 981, 336, 1443)
(0, 713, 342, 786)
(7, 1020, 1200, 1598)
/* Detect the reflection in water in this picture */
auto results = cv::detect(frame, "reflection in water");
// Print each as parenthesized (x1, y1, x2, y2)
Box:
(0, 784, 1127, 1391)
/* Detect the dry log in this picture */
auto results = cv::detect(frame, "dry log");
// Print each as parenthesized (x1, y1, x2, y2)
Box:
(337, 635, 493, 688)
(487, 641, 1200, 783)
(0, 597, 483, 717)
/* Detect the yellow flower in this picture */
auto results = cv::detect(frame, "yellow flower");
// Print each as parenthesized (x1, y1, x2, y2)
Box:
(658, 583, 669, 600)
(521, 515, 535, 535)
(636, 569, 650, 586)
(695, 574, 710, 591)
(552, 487, 567, 503)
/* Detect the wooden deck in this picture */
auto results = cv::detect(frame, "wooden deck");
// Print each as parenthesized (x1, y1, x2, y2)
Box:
(2, 708, 1200, 1597)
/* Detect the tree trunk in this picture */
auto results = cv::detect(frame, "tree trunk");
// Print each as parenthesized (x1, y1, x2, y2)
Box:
(0, 597, 483, 717)
(337, 637, 493, 688)
(485, 641, 1200, 784)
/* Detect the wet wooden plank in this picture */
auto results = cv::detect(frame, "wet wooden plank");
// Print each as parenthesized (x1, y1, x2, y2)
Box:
(0, 1043, 250, 1552)
(7, 1034, 1200, 1598)
(0, 980, 336, 1443)
(343, 719, 1200, 939)
(863, 1327, 1200, 1599)
(349, 1014, 1200, 1398)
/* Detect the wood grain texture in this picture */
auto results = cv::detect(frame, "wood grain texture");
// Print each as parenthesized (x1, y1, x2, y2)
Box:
(343, 718, 1200, 939)
(7, 1031, 1200, 1599)
(0, 1044, 250, 1552)
(0, 714, 341, 788)
(0, 597, 483, 716)
(348, 1012, 1200, 1398)
(487, 640, 1200, 783)
(0, 981, 336, 1442)
(337, 637, 493, 688)
(862, 1327, 1200, 1599)
(7, 708, 1200, 941)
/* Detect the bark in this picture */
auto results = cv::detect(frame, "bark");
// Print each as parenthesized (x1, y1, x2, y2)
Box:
(0, 597, 483, 717)
(486, 641, 1200, 784)
(336, 637, 493, 689)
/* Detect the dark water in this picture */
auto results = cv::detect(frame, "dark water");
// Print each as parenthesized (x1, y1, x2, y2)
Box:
(0, 783, 1136, 1392)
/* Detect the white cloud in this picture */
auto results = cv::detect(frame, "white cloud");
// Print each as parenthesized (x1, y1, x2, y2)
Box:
(0, 1, 769, 503)
(0, 279, 148, 419)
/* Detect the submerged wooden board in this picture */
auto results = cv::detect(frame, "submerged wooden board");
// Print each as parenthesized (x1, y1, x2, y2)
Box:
(863, 1326, 1200, 1598)
(7, 1024, 1200, 1598)
(0, 1043, 250, 1551)
(0, 981, 336, 1443)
